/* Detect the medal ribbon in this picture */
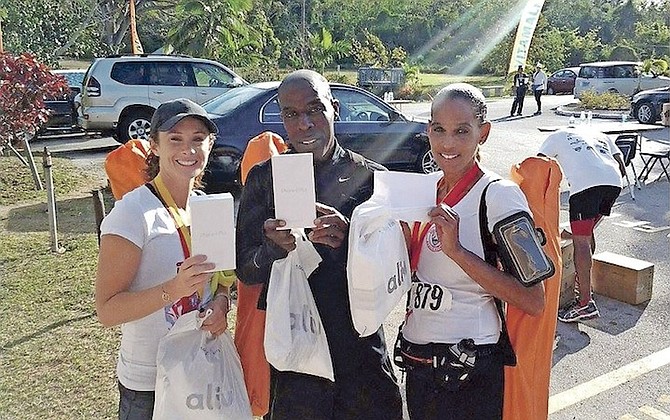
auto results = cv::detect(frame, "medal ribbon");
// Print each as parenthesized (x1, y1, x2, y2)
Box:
(409, 163, 484, 271)
(153, 174, 192, 258)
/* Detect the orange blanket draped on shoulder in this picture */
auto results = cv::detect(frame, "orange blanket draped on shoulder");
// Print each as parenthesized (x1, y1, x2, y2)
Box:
(504, 156, 563, 420)
(104, 139, 151, 200)
(236, 131, 287, 417)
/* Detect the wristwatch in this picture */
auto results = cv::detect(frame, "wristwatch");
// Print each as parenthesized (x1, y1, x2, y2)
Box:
(161, 286, 171, 303)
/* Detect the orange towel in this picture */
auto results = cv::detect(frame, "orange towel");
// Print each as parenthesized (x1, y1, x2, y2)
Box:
(235, 131, 287, 417)
(504, 156, 563, 420)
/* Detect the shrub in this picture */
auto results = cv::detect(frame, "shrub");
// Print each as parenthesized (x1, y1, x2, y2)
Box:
(235, 66, 288, 83)
(0, 53, 68, 147)
(324, 72, 355, 85)
(579, 90, 630, 110)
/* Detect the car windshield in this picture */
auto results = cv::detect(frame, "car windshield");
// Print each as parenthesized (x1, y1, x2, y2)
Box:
(63, 72, 85, 87)
(204, 85, 273, 116)
(52, 71, 86, 88)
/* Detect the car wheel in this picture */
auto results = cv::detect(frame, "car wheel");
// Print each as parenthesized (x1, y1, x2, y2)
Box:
(118, 110, 153, 143)
(418, 149, 440, 174)
(634, 102, 656, 124)
(547, 87, 555, 95)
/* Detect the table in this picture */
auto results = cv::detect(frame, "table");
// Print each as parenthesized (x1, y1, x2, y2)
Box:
(537, 122, 663, 135)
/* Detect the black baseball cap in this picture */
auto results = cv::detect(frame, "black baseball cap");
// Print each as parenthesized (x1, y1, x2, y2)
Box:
(151, 98, 218, 134)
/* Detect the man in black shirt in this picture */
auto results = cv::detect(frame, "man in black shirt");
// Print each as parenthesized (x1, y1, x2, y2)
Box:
(235, 69, 402, 420)
(510, 65, 529, 116)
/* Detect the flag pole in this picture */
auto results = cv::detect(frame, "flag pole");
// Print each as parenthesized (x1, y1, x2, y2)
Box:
(129, 0, 143, 54)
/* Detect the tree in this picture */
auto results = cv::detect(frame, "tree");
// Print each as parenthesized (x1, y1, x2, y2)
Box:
(309, 28, 350, 72)
(0, 53, 67, 187)
(2, 0, 109, 63)
(166, 0, 272, 67)
(352, 30, 389, 67)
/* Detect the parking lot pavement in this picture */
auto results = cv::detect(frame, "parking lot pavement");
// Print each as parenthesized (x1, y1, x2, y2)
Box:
(32, 134, 119, 154)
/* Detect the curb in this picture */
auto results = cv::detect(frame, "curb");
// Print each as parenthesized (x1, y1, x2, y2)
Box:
(555, 103, 630, 120)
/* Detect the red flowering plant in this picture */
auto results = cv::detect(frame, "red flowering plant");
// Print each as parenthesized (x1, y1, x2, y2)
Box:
(0, 53, 68, 149)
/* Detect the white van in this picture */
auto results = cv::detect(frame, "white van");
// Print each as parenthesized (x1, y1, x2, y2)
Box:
(574, 61, 670, 99)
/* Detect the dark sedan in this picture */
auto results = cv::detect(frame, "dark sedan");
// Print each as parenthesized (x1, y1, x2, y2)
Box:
(546, 67, 579, 95)
(40, 69, 87, 135)
(202, 82, 434, 192)
(630, 86, 670, 124)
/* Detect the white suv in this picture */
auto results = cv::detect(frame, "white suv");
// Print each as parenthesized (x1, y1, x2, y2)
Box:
(574, 61, 670, 99)
(77, 54, 247, 142)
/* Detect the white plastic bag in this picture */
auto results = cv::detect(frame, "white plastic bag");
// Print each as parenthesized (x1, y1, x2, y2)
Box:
(347, 199, 411, 337)
(153, 310, 252, 420)
(264, 230, 334, 381)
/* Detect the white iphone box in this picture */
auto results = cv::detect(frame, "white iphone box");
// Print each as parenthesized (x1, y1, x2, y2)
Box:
(190, 193, 235, 271)
(373, 171, 443, 222)
(271, 153, 316, 229)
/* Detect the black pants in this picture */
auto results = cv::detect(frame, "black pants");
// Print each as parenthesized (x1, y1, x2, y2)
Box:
(118, 381, 154, 420)
(510, 87, 527, 115)
(534, 88, 543, 112)
(267, 365, 402, 420)
(405, 351, 504, 420)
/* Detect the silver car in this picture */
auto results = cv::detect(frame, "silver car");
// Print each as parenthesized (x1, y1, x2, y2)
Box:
(76, 55, 247, 143)
(574, 61, 670, 99)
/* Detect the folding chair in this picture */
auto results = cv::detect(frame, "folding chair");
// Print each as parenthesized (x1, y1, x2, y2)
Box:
(639, 137, 670, 184)
(614, 134, 641, 200)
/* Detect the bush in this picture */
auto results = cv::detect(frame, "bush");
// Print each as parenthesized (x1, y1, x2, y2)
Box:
(579, 90, 630, 110)
(235, 66, 288, 83)
(324, 72, 356, 85)
(0, 53, 68, 147)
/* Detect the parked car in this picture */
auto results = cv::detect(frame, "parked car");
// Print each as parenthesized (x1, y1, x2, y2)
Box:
(76, 54, 247, 143)
(546, 67, 579, 95)
(40, 69, 87, 134)
(630, 86, 670, 124)
(201, 82, 434, 192)
(574, 61, 670, 99)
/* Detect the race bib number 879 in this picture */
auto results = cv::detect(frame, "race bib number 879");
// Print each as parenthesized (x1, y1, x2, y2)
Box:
(409, 281, 452, 313)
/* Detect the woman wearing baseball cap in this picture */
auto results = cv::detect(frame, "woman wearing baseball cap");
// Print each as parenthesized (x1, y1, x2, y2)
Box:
(95, 98, 233, 419)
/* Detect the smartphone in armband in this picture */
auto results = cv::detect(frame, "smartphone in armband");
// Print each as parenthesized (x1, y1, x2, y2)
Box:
(491, 211, 555, 287)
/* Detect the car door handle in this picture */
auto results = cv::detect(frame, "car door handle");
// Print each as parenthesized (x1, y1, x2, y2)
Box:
(153, 90, 164, 94)
(198, 92, 209, 95)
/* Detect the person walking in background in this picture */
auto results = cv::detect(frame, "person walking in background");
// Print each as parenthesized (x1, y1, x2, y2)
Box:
(510, 65, 529, 116)
(95, 98, 232, 419)
(538, 127, 625, 322)
(235, 69, 402, 420)
(531, 63, 547, 115)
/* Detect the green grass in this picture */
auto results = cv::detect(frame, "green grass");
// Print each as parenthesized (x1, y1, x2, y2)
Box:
(416, 73, 504, 90)
(0, 154, 240, 419)
(0, 154, 104, 206)
(1, 154, 118, 419)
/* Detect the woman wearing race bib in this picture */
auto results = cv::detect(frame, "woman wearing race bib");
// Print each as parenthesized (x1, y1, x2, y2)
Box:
(95, 99, 233, 419)
(398, 83, 545, 419)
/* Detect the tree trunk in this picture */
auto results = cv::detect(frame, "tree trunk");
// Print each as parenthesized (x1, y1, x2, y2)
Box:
(24, 135, 43, 191)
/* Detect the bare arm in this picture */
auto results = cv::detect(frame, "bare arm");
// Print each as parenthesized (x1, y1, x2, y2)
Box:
(430, 204, 545, 316)
(95, 234, 214, 327)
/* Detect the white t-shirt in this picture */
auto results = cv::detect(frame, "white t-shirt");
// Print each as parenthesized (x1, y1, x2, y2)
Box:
(532, 70, 547, 90)
(100, 186, 186, 391)
(402, 171, 531, 345)
(538, 128, 623, 196)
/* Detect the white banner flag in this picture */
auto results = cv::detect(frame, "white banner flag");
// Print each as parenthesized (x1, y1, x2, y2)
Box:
(507, 0, 546, 74)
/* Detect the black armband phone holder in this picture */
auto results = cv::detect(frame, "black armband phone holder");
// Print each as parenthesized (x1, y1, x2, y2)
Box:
(491, 211, 555, 287)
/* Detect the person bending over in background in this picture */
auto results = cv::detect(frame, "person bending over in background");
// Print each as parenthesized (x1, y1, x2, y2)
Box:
(538, 127, 625, 322)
